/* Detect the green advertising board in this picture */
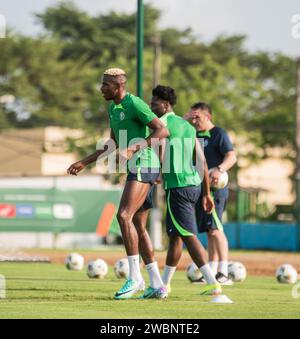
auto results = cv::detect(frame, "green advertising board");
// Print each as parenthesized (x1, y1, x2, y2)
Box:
(0, 188, 122, 234)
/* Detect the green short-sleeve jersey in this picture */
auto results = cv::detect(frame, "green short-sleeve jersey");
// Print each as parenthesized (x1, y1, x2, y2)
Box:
(160, 112, 201, 190)
(109, 93, 160, 169)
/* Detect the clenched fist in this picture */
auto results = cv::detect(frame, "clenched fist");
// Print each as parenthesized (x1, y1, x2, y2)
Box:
(67, 161, 86, 176)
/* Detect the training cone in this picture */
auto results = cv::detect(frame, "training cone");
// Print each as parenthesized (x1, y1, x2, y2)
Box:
(210, 295, 233, 304)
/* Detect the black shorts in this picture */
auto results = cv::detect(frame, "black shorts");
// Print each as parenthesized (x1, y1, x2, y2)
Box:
(196, 187, 228, 233)
(127, 168, 160, 212)
(166, 186, 202, 237)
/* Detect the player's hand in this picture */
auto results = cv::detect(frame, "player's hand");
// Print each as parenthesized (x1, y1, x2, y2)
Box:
(209, 168, 221, 186)
(202, 195, 215, 214)
(119, 148, 135, 167)
(154, 175, 162, 184)
(183, 110, 193, 121)
(67, 161, 86, 176)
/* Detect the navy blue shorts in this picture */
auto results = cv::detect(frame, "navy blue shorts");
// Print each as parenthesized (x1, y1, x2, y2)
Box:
(127, 168, 160, 212)
(196, 187, 228, 233)
(166, 186, 202, 237)
(127, 168, 160, 184)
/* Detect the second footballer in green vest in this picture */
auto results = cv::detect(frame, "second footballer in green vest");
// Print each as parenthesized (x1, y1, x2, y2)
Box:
(150, 85, 222, 296)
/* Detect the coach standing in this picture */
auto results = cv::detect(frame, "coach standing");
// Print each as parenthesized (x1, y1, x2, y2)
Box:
(184, 102, 237, 285)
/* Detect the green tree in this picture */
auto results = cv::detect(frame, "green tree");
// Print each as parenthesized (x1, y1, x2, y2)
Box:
(0, 34, 100, 129)
(37, 1, 160, 64)
(0, 0, 296, 159)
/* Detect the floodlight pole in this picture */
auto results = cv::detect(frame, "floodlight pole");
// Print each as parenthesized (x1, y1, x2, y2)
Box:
(137, 0, 144, 98)
(295, 59, 300, 252)
(152, 34, 161, 88)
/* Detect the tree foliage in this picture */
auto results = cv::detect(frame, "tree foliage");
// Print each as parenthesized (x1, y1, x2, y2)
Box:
(0, 1, 296, 156)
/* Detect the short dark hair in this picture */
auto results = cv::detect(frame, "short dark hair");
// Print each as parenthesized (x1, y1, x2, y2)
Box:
(191, 102, 212, 115)
(152, 85, 177, 106)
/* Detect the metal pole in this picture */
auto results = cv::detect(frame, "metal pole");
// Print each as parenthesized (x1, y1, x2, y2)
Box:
(236, 187, 242, 249)
(150, 34, 164, 250)
(136, 0, 144, 98)
(152, 34, 161, 88)
(295, 59, 300, 251)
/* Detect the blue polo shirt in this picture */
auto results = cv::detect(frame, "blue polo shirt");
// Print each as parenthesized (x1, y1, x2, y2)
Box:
(196, 126, 234, 170)
(197, 126, 233, 196)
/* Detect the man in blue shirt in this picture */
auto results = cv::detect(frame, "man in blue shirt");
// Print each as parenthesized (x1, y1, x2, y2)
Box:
(184, 102, 237, 285)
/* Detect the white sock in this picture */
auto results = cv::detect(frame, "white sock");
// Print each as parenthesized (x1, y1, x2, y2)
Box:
(200, 264, 218, 285)
(209, 261, 218, 276)
(162, 265, 176, 286)
(128, 255, 143, 283)
(146, 261, 164, 289)
(219, 261, 228, 276)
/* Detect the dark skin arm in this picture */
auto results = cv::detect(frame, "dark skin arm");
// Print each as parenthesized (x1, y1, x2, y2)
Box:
(68, 118, 169, 175)
(119, 117, 169, 165)
(194, 138, 214, 213)
(155, 137, 166, 184)
(67, 129, 117, 176)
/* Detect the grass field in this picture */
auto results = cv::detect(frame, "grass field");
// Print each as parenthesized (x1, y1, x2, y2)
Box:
(0, 261, 299, 319)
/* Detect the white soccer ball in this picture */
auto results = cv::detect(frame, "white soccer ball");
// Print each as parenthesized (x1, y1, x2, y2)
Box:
(186, 262, 202, 282)
(276, 264, 298, 284)
(65, 253, 84, 271)
(87, 259, 108, 279)
(114, 258, 129, 279)
(209, 169, 229, 190)
(228, 262, 247, 282)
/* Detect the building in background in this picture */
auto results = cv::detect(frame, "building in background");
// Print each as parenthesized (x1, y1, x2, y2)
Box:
(0, 127, 82, 177)
(0, 127, 122, 249)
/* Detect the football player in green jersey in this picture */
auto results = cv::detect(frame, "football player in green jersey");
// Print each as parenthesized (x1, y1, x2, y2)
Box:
(68, 68, 169, 299)
(150, 85, 222, 296)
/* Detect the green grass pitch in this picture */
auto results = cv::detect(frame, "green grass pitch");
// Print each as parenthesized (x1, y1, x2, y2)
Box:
(0, 262, 299, 319)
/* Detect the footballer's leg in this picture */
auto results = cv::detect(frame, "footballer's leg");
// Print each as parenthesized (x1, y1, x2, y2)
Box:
(115, 180, 151, 299)
(133, 209, 154, 264)
(195, 193, 215, 283)
(167, 187, 222, 296)
(162, 235, 183, 292)
(133, 200, 167, 299)
(209, 229, 232, 285)
(165, 235, 183, 267)
(207, 193, 233, 285)
(117, 180, 151, 254)
(207, 231, 219, 276)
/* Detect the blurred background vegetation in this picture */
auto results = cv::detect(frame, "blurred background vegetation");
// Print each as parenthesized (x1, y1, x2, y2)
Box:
(0, 1, 296, 222)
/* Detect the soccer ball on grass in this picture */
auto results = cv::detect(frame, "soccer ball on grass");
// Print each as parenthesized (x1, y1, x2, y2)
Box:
(186, 262, 203, 282)
(228, 262, 247, 282)
(65, 253, 84, 271)
(114, 258, 129, 279)
(87, 259, 108, 279)
(276, 264, 298, 284)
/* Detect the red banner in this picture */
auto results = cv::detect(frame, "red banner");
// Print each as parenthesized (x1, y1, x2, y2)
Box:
(0, 204, 16, 218)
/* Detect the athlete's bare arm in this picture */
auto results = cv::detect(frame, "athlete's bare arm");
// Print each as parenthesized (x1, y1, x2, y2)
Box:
(67, 129, 117, 176)
(194, 138, 214, 213)
(119, 118, 169, 163)
(146, 117, 170, 143)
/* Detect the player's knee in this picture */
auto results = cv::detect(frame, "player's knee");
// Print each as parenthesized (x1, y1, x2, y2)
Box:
(117, 209, 133, 224)
(208, 229, 219, 237)
(169, 235, 182, 249)
(170, 235, 181, 245)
